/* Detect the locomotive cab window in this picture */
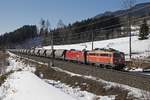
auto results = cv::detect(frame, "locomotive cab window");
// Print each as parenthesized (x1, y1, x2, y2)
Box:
(113, 53, 121, 58)
(100, 53, 111, 57)
(89, 53, 95, 56)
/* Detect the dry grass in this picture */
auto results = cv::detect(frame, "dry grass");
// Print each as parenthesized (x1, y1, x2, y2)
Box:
(0, 51, 9, 60)
(34, 62, 137, 100)
(141, 90, 150, 100)
(0, 70, 14, 86)
(0, 74, 7, 86)
(126, 59, 150, 69)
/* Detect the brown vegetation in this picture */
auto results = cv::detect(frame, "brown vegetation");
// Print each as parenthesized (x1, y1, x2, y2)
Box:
(126, 59, 150, 69)
(34, 63, 136, 100)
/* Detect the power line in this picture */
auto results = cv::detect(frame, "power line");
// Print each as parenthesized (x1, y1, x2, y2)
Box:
(43, 15, 150, 47)
(51, 15, 150, 39)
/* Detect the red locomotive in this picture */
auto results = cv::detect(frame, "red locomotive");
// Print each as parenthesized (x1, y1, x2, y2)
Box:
(65, 48, 125, 70)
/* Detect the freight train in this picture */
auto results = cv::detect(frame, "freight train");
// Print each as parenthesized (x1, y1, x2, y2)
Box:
(9, 48, 125, 70)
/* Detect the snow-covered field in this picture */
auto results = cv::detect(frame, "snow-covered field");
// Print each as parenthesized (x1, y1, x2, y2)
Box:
(44, 36, 150, 59)
(0, 71, 77, 100)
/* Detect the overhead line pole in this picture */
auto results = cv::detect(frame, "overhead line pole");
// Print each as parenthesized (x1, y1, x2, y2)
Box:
(129, 15, 132, 59)
(128, 3, 133, 60)
(51, 31, 54, 67)
(91, 31, 94, 50)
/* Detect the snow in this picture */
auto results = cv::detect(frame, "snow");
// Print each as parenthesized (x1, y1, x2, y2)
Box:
(129, 68, 143, 72)
(0, 71, 76, 100)
(45, 80, 110, 100)
(0, 53, 76, 100)
(52, 67, 150, 99)
(6, 56, 36, 73)
(43, 36, 150, 59)
(45, 80, 115, 100)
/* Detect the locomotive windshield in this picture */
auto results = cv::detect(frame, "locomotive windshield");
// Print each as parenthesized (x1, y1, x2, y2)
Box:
(114, 52, 125, 58)
(114, 53, 121, 58)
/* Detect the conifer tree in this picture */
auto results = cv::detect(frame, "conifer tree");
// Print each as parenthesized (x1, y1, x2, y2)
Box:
(139, 19, 149, 40)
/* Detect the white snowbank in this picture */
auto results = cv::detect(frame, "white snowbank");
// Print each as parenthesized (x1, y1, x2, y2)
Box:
(0, 71, 76, 100)
(129, 68, 143, 72)
(6, 56, 36, 73)
(45, 80, 115, 100)
(53, 67, 150, 99)
(0, 53, 77, 100)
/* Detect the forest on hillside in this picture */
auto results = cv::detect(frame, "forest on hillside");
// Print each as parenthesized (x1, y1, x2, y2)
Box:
(0, 25, 37, 48)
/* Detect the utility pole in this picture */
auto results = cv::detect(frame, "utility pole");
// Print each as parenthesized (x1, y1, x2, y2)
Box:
(128, 3, 132, 60)
(122, 0, 136, 59)
(91, 31, 94, 50)
(129, 16, 132, 59)
(51, 31, 54, 67)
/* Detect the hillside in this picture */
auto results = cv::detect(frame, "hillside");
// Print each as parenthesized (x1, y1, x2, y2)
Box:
(39, 2, 150, 46)
(43, 35, 150, 59)
(95, 2, 150, 18)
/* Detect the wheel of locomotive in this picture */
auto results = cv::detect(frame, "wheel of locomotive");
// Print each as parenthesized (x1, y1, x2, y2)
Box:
(99, 64, 104, 68)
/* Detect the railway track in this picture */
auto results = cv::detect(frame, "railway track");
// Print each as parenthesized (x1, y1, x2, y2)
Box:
(14, 52, 150, 92)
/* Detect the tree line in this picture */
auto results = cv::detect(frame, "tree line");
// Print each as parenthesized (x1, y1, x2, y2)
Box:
(0, 25, 37, 48)
(40, 15, 149, 46)
(0, 15, 149, 49)
(40, 15, 121, 46)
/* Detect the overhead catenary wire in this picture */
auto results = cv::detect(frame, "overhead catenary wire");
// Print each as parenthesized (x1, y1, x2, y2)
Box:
(51, 24, 148, 47)
(42, 3, 150, 41)
(50, 15, 150, 40)
(43, 5, 150, 46)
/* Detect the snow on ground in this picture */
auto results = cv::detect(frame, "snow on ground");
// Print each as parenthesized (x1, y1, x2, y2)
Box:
(53, 67, 150, 99)
(0, 54, 77, 100)
(45, 80, 115, 100)
(0, 71, 76, 100)
(43, 36, 150, 59)
(6, 54, 36, 73)
(129, 68, 144, 72)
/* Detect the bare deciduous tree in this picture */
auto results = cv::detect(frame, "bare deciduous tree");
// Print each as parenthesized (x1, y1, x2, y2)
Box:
(122, 0, 136, 9)
(57, 19, 65, 29)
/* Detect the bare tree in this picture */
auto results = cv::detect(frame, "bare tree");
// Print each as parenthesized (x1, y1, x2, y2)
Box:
(122, 0, 136, 9)
(45, 19, 51, 36)
(57, 19, 66, 44)
(57, 19, 65, 29)
(39, 18, 46, 35)
(39, 18, 51, 46)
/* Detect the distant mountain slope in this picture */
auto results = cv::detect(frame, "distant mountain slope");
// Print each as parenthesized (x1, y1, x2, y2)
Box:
(95, 2, 150, 19)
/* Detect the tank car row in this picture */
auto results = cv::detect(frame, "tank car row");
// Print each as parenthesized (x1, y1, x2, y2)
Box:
(9, 48, 125, 70)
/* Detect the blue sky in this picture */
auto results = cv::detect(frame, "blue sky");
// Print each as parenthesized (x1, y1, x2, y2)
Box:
(0, 0, 149, 34)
